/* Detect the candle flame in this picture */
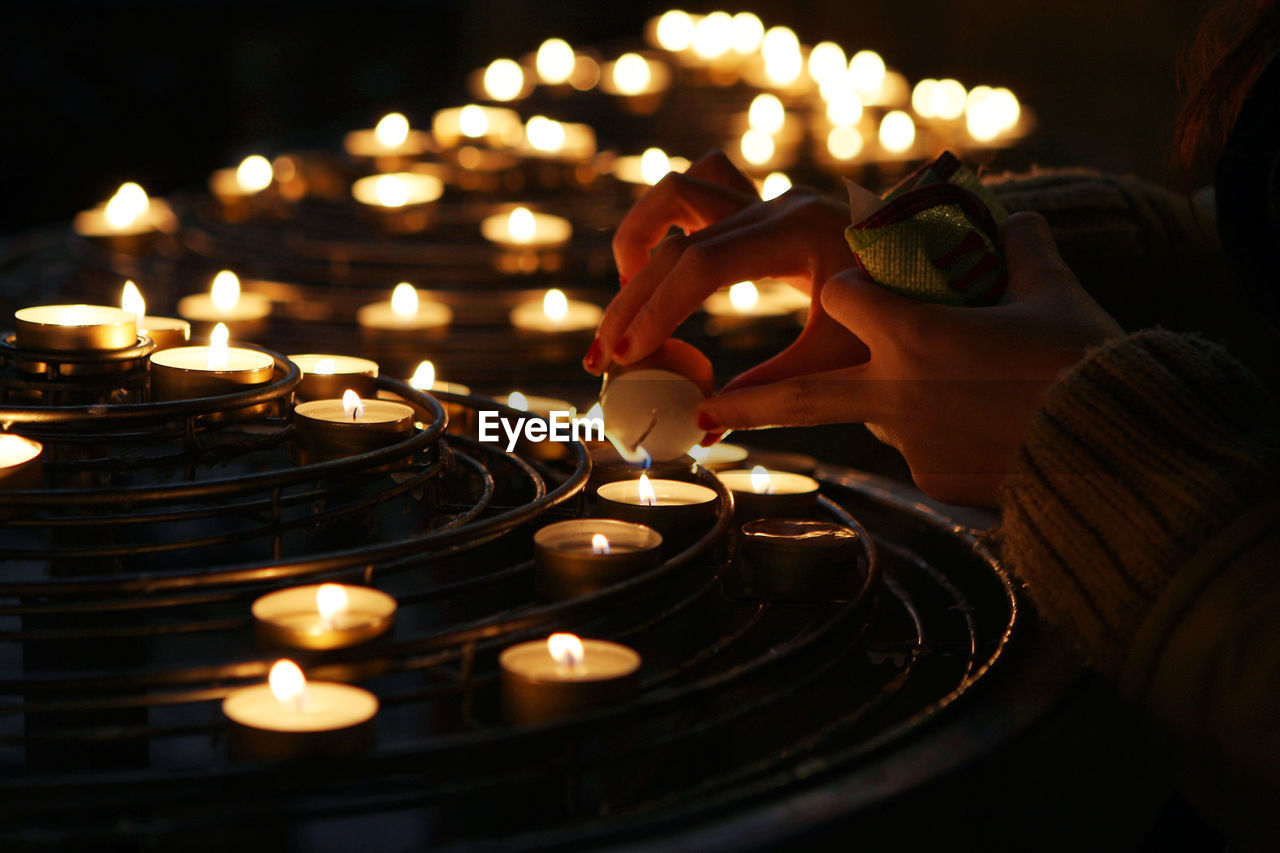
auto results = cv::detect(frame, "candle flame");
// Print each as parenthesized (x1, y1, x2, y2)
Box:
(728, 281, 759, 312)
(879, 110, 916, 154)
(612, 52, 651, 95)
(211, 270, 241, 311)
(373, 174, 410, 207)
(459, 104, 489, 138)
(748, 94, 785, 134)
(591, 533, 610, 555)
(483, 58, 524, 102)
(207, 323, 230, 370)
(410, 360, 436, 391)
(808, 41, 847, 85)
(525, 115, 566, 152)
(235, 155, 273, 193)
(760, 171, 791, 201)
(547, 632, 585, 668)
(740, 129, 775, 166)
(268, 659, 307, 707)
(316, 583, 348, 624)
(104, 182, 148, 229)
(342, 389, 364, 420)
(508, 207, 536, 243)
(750, 464, 772, 494)
(391, 283, 419, 318)
(542, 288, 569, 323)
(655, 9, 694, 51)
(314, 357, 336, 375)
(639, 147, 671, 185)
(375, 112, 410, 148)
(731, 11, 764, 54)
(121, 280, 146, 325)
(691, 11, 732, 59)
(536, 38, 575, 85)
(849, 50, 886, 99)
(507, 391, 529, 411)
(931, 78, 967, 121)
(638, 472, 657, 506)
(761, 26, 802, 86)
(827, 126, 864, 161)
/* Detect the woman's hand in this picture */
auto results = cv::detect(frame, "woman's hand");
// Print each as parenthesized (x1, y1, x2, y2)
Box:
(696, 212, 1124, 506)
(583, 150, 860, 375)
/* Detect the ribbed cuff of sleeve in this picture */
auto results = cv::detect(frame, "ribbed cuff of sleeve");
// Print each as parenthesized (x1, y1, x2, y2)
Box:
(998, 329, 1280, 674)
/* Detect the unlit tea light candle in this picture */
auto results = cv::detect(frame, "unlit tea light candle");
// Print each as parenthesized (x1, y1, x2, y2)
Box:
(736, 518, 866, 602)
(509, 288, 600, 334)
(357, 283, 452, 333)
(222, 659, 378, 760)
(289, 354, 379, 402)
(253, 583, 397, 650)
(14, 304, 136, 351)
(500, 632, 641, 724)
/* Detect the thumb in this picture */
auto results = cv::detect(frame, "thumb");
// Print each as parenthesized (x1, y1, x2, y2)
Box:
(997, 212, 1074, 298)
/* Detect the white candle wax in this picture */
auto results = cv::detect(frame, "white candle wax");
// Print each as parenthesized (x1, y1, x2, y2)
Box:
(0, 434, 42, 490)
(356, 293, 452, 332)
(151, 345, 274, 373)
(480, 207, 573, 250)
(596, 477, 718, 508)
(223, 681, 378, 732)
(294, 397, 414, 427)
(715, 468, 819, 496)
(14, 305, 137, 351)
(600, 368, 706, 461)
(350, 172, 444, 209)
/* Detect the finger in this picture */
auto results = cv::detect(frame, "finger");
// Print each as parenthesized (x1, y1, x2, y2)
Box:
(819, 266, 951, 346)
(684, 149, 760, 198)
(613, 171, 755, 282)
(612, 215, 818, 365)
(620, 338, 715, 395)
(718, 306, 869, 394)
(696, 365, 878, 431)
(997, 212, 1073, 299)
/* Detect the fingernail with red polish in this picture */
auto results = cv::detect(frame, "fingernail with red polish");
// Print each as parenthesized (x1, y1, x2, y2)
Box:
(698, 431, 724, 447)
(619, 274, 629, 288)
(696, 412, 720, 432)
(613, 336, 632, 359)
(583, 339, 603, 371)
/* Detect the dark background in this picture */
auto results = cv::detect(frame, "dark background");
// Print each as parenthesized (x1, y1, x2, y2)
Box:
(3, 0, 1212, 236)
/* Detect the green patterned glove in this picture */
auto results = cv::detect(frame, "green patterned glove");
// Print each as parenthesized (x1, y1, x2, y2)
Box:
(844, 151, 1009, 306)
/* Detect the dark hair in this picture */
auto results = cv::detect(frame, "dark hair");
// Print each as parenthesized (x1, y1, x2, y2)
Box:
(1175, 0, 1280, 184)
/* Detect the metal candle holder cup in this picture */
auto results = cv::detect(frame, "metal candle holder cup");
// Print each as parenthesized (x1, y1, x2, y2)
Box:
(533, 519, 663, 600)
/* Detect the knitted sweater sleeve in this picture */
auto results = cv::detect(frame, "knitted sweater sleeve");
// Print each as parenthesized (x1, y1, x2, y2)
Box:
(999, 329, 1280, 847)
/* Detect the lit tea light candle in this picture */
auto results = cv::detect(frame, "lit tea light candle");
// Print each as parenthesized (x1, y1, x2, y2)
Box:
(965, 86, 1022, 142)
(612, 148, 691, 186)
(500, 632, 642, 724)
(149, 323, 275, 403)
(432, 104, 523, 149)
(878, 110, 917, 157)
(509, 288, 600, 334)
(825, 126, 865, 163)
(288, 353, 379, 402)
(208, 154, 275, 214)
(649, 10, 695, 52)
(480, 58, 528, 102)
(13, 304, 137, 351)
(596, 473, 718, 548)
(518, 116, 597, 162)
(849, 50, 887, 102)
(535, 37, 576, 85)
(480, 206, 573, 250)
(600, 367, 705, 461)
(748, 93, 786, 135)
(735, 518, 867, 602)
(688, 441, 748, 471)
(760, 26, 804, 90)
(701, 280, 800, 323)
(759, 171, 792, 201)
(533, 518, 663, 600)
(356, 283, 452, 334)
(716, 465, 819, 521)
(408, 360, 471, 397)
(600, 52, 671, 100)
(350, 172, 444, 209)
(223, 659, 378, 760)
(506, 390, 575, 420)
(176, 270, 272, 336)
(253, 583, 397, 650)
(121, 281, 189, 350)
(343, 112, 432, 159)
(72, 181, 176, 250)
(291, 389, 415, 464)
(0, 434, 43, 490)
